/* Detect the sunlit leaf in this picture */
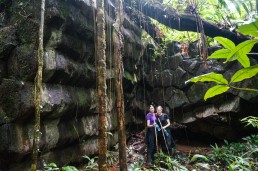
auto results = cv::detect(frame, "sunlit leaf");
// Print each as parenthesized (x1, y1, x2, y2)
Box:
(190, 154, 209, 162)
(204, 85, 230, 100)
(242, 2, 250, 15)
(229, 164, 235, 171)
(185, 72, 228, 84)
(106, 132, 113, 136)
(62, 166, 78, 171)
(230, 64, 258, 83)
(218, 0, 228, 9)
(229, 0, 241, 16)
(208, 49, 231, 59)
(248, 1, 253, 11)
(48, 163, 58, 167)
(195, 163, 210, 169)
(226, 40, 258, 64)
(124, 71, 137, 83)
(238, 20, 258, 37)
(214, 37, 235, 50)
(236, 54, 250, 68)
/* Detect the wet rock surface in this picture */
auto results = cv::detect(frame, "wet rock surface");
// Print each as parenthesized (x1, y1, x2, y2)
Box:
(0, 0, 141, 170)
(134, 42, 258, 141)
(0, 0, 258, 170)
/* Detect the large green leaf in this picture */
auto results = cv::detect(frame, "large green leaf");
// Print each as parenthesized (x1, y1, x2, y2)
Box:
(238, 20, 258, 37)
(204, 85, 230, 101)
(237, 54, 250, 68)
(186, 72, 228, 84)
(214, 37, 235, 50)
(62, 166, 78, 171)
(230, 64, 258, 83)
(208, 49, 231, 59)
(124, 71, 137, 83)
(190, 154, 209, 162)
(226, 39, 258, 63)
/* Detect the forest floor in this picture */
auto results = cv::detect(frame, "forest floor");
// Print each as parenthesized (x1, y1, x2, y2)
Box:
(125, 130, 215, 171)
(77, 129, 257, 170)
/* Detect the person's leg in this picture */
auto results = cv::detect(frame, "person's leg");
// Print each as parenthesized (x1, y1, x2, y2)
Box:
(147, 129, 155, 165)
(158, 132, 167, 154)
(166, 129, 176, 156)
(151, 145, 156, 164)
(165, 133, 171, 155)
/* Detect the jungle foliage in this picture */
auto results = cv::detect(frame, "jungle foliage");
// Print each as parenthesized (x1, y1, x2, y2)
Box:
(186, 19, 258, 100)
(39, 131, 258, 170)
(149, 0, 257, 43)
(126, 134, 258, 170)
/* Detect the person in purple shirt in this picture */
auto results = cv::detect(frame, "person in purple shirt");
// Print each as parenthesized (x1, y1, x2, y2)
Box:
(145, 105, 157, 165)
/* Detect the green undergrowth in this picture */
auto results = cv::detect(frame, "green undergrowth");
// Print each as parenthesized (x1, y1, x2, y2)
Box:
(128, 135, 258, 171)
(38, 117, 258, 171)
(38, 133, 258, 171)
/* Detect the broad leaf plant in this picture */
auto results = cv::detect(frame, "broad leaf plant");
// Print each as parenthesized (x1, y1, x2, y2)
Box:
(186, 20, 258, 100)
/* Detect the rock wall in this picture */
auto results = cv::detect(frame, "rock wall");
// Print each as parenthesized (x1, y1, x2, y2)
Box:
(0, 0, 143, 170)
(132, 42, 258, 140)
(1, 0, 258, 170)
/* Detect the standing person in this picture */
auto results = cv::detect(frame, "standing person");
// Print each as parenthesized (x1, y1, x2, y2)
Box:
(156, 106, 175, 156)
(145, 105, 157, 165)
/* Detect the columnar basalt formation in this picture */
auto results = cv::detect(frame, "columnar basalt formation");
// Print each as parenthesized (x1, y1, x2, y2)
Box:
(0, 0, 258, 170)
(134, 43, 258, 140)
(0, 0, 143, 170)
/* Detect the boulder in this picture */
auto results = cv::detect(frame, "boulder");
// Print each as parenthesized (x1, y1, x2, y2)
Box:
(0, 79, 34, 124)
(0, 60, 7, 83)
(0, 26, 17, 59)
(43, 50, 96, 86)
(165, 42, 181, 56)
(8, 132, 118, 171)
(0, 113, 115, 164)
(154, 53, 183, 71)
(186, 83, 213, 104)
(180, 59, 201, 74)
(0, 79, 116, 123)
(148, 67, 187, 88)
(238, 77, 258, 101)
(165, 87, 189, 108)
(8, 44, 38, 81)
(175, 111, 196, 124)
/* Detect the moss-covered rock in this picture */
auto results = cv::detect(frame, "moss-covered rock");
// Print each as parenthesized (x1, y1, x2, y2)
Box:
(0, 26, 17, 59)
(0, 79, 34, 124)
(8, 44, 37, 81)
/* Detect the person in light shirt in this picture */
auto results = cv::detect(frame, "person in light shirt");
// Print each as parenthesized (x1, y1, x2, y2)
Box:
(156, 105, 175, 156)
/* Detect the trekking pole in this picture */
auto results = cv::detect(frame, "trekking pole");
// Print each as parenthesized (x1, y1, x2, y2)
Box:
(154, 122, 158, 152)
(157, 118, 170, 156)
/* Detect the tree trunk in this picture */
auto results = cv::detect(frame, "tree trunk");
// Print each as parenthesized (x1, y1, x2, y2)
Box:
(31, 0, 45, 170)
(124, 0, 249, 44)
(113, 0, 127, 170)
(96, 0, 108, 170)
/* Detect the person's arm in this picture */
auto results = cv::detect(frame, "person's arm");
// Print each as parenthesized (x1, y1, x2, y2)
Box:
(162, 119, 170, 129)
(147, 119, 156, 128)
(162, 114, 170, 129)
